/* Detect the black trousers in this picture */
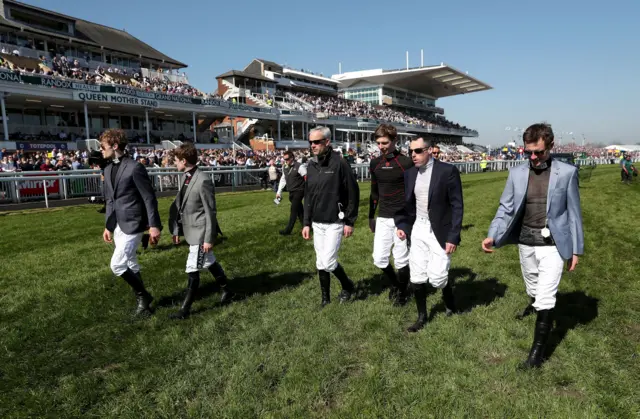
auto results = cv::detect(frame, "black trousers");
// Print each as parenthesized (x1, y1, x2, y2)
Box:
(283, 190, 304, 233)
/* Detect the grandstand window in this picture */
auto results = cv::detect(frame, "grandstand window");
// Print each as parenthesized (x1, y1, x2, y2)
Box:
(7, 109, 23, 125)
(91, 51, 103, 61)
(90, 116, 104, 132)
(108, 117, 120, 129)
(23, 109, 42, 126)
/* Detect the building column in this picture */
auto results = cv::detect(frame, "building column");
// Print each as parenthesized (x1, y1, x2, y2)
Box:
(83, 101, 90, 141)
(192, 112, 197, 143)
(277, 115, 281, 141)
(1, 93, 8, 141)
(145, 108, 150, 144)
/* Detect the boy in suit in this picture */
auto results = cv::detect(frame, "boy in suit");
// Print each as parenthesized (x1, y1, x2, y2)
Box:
(169, 143, 234, 319)
(482, 122, 584, 369)
(101, 129, 161, 317)
(395, 137, 464, 332)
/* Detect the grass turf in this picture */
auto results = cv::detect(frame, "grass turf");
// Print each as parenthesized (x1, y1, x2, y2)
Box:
(0, 165, 638, 418)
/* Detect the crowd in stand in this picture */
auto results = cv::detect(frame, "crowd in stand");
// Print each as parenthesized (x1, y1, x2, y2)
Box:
(283, 91, 474, 133)
(2, 142, 637, 175)
(0, 52, 206, 98)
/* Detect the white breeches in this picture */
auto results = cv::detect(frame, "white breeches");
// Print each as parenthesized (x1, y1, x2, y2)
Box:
(409, 217, 451, 288)
(518, 244, 564, 310)
(372, 217, 409, 269)
(312, 222, 344, 272)
(110, 224, 143, 276)
(186, 244, 217, 273)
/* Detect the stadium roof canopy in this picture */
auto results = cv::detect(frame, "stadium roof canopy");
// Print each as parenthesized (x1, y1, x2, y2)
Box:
(0, 0, 187, 67)
(331, 64, 492, 98)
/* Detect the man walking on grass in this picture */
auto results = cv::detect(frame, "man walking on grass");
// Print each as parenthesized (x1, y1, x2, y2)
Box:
(101, 129, 161, 317)
(168, 143, 234, 319)
(368, 124, 413, 306)
(482, 122, 584, 369)
(276, 150, 307, 235)
(302, 126, 360, 307)
(395, 136, 463, 332)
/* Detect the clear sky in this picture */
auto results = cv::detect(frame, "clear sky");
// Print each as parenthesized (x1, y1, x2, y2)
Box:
(20, 0, 640, 146)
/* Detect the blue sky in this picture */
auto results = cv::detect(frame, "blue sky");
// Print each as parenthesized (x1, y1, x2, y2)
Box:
(21, 0, 640, 145)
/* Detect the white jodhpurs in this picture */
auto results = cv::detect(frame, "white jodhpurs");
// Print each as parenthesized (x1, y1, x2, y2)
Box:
(185, 244, 217, 273)
(110, 224, 143, 276)
(409, 217, 451, 288)
(312, 222, 344, 272)
(372, 217, 409, 269)
(518, 244, 564, 311)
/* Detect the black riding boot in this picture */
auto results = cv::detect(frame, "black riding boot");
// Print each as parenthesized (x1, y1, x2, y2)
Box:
(333, 263, 355, 303)
(442, 281, 458, 316)
(394, 266, 410, 306)
(170, 272, 200, 320)
(120, 269, 153, 316)
(382, 264, 399, 301)
(520, 309, 553, 369)
(407, 283, 427, 332)
(319, 270, 331, 307)
(516, 297, 536, 320)
(208, 261, 234, 304)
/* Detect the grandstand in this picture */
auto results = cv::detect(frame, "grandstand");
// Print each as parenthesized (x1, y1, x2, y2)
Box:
(0, 2, 490, 153)
(214, 59, 491, 149)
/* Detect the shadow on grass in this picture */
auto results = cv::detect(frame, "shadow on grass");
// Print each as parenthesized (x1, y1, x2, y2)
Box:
(157, 270, 311, 311)
(428, 267, 507, 319)
(546, 291, 599, 358)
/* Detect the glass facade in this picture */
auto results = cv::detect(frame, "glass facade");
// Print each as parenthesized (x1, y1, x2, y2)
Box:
(343, 86, 381, 105)
(382, 87, 436, 107)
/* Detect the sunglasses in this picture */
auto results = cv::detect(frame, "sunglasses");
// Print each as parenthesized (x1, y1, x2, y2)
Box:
(524, 149, 547, 157)
(409, 147, 428, 155)
(309, 139, 325, 145)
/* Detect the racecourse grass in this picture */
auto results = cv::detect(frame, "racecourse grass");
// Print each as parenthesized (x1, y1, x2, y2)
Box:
(0, 165, 638, 418)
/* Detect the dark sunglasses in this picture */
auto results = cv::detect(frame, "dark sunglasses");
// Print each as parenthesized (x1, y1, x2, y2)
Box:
(431, 151, 440, 155)
(309, 139, 325, 145)
(410, 147, 428, 155)
(524, 149, 546, 157)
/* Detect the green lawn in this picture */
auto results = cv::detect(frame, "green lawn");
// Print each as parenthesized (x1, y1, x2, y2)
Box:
(0, 165, 638, 418)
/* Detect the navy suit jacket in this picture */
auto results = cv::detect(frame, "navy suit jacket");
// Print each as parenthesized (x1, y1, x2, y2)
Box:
(104, 157, 162, 234)
(394, 159, 464, 249)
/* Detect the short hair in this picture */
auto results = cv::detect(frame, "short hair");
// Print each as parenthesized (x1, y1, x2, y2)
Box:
(283, 150, 294, 160)
(309, 126, 331, 141)
(411, 136, 432, 148)
(173, 143, 198, 165)
(100, 129, 128, 150)
(374, 124, 397, 142)
(523, 123, 554, 148)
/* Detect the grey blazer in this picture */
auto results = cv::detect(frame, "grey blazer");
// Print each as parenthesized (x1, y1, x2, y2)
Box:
(169, 169, 217, 246)
(104, 157, 161, 234)
(487, 160, 584, 260)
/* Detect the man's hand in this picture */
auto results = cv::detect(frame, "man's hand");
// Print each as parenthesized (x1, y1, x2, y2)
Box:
(567, 255, 579, 271)
(481, 238, 494, 253)
(276, 193, 281, 200)
(148, 227, 161, 246)
(396, 229, 407, 241)
(445, 243, 457, 254)
(302, 226, 311, 240)
(343, 225, 354, 238)
(103, 228, 112, 244)
(202, 242, 213, 253)
(369, 218, 376, 233)
(172, 235, 181, 245)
